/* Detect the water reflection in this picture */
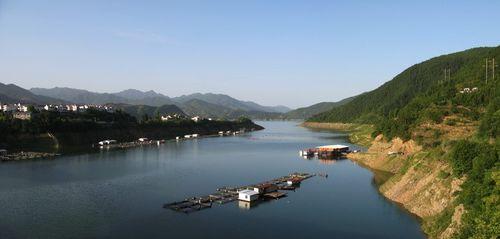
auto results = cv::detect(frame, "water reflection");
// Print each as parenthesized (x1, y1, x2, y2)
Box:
(238, 200, 259, 210)
(300, 154, 349, 165)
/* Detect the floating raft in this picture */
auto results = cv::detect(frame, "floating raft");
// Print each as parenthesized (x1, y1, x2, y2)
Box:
(264, 192, 287, 199)
(164, 172, 314, 214)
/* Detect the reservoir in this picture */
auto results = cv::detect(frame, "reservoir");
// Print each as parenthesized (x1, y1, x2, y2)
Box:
(0, 121, 425, 239)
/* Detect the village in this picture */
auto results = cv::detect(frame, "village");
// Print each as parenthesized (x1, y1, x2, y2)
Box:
(0, 102, 212, 124)
(0, 103, 115, 120)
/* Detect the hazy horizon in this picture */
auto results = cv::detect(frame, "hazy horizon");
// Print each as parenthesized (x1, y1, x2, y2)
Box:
(1, 1, 499, 108)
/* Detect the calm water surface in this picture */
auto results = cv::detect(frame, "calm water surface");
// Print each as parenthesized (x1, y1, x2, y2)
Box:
(0, 121, 425, 239)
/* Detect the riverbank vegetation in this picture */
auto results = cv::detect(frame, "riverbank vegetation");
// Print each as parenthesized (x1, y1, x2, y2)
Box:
(0, 109, 263, 152)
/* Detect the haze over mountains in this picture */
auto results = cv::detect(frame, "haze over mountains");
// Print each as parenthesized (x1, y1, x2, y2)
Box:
(0, 83, 357, 119)
(13, 86, 294, 119)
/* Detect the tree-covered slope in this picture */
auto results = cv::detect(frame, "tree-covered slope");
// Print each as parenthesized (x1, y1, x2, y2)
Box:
(177, 99, 283, 120)
(0, 83, 66, 104)
(307, 46, 500, 239)
(309, 46, 500, 125)
(113, 104, 186, 119)
(284, 96, 356, 119)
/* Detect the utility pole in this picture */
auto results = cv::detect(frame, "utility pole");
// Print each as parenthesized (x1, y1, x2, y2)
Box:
(492, 58, 497, 81)
(485, 58, 489, 83)
(442, 69, 446, 83)
(442, 68, 450, 83)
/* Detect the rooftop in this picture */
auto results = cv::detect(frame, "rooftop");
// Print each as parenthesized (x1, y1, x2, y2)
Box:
(316, 145, 349, 150)
(238, 189, 259, 196)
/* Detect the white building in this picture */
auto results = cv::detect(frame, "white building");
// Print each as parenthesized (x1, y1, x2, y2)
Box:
(1, 104, 14, 112)
(66, 104, 78, 112)
(238, 189, 259, 202)
(17, 104, 29, 112)
(191, 116, 201, 122)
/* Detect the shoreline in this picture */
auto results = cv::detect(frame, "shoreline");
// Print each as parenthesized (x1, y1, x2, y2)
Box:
(299, 122, 354, 131)
(1, 121, 264, 162)
(300, 122, 442, 238)
(300, 121, 374, 147)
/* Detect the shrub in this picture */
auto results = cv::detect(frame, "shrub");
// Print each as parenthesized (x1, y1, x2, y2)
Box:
(449, 140, 482, 176)
(445, 119, 457, 126)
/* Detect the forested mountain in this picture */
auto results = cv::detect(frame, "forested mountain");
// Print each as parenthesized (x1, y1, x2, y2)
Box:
(112, 104, 186, 119)
(308, 46, 500, 239)
(0, 83, 66, 104)
(177, 99, 283, 120)
(285, 96, 356, 119)
(172, 93, 290, 113)
(114, 89, 168, 100)
(30, 87, 289, 119)
(309, 46, 499, 137)
(30, 87, 131, 105)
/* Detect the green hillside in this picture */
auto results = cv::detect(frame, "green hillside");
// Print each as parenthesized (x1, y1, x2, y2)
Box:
(285, 96, 356, 119)
(309, 47, 499, 132)
(308, 46, 500, 239)
(115, 104, 186, 119)
(178, 99, 283, 120)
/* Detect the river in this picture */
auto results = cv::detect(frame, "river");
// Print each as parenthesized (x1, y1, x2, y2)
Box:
(0, 121, 425, 239)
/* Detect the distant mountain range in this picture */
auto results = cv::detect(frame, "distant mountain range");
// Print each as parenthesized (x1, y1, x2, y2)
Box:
(1, 84, 359, 120)
(172, 93, 290, 113)
(0, 85, 293, 119)
(30, 87, 289, 111)
(30, 87, 176, 106)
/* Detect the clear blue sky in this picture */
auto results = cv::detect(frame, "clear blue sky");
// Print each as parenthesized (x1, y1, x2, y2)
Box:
(0, 0, 498, 108)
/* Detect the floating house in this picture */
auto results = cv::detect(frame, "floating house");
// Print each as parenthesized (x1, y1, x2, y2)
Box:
(287, 177, 302, 186)
(316, 145, 349, 152)
(253, 184, 278, 194)
(238, 189, 259, 202)
(300, 144, 350, 158)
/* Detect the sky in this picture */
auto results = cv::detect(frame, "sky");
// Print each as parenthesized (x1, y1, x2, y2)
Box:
(0, 1, 499, 108)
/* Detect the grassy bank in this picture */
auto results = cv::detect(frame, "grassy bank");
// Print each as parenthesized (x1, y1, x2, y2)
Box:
(301, 122, 374, 147)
